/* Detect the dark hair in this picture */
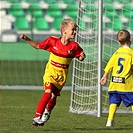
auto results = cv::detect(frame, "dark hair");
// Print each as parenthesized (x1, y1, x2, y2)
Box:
(117, 30, 131, 45)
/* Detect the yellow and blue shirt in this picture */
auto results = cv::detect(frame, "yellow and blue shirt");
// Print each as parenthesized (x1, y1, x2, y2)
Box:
(104, 47, 133, 93)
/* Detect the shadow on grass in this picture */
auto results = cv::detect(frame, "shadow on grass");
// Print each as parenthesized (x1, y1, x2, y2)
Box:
(42, 126, 133, 132)
(75, 126, 133, 131)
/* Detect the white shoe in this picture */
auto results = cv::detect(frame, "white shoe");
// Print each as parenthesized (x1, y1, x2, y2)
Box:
(41, 109, 51, 122)
(32, 117, 44, 126)
(106, 120, 114, 127)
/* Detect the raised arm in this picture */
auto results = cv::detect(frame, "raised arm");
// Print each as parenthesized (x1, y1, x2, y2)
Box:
(20, 34, 39, 49)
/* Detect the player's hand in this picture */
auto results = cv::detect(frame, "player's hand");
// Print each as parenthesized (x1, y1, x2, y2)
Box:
(100, 77, 106, 86)
(100, 72, 108, 86)
(20, 34, 27, 40)
(79, 51, 86, 61)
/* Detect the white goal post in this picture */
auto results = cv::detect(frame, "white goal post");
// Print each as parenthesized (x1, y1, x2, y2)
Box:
(69, 0, 133, 117)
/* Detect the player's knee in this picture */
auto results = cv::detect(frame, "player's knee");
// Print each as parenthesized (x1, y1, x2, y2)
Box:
(45, 89, 52, 93)
(51, 93, 57, 99)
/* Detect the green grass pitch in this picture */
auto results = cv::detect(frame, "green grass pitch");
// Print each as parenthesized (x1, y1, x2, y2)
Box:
(0, 89, 133, 133)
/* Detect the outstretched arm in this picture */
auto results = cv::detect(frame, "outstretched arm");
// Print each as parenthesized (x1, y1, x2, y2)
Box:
(100, 72, 108, 86)
(78, 51, 86, 61)
(20, 34, 39, 49)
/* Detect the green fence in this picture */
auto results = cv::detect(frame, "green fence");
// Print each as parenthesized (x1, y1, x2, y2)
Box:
(0, 42, 73, 85)
(0, 42, 49, 61)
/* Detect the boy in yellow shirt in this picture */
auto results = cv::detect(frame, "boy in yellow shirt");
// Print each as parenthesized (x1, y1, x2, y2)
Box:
(100, 30, 133, 126)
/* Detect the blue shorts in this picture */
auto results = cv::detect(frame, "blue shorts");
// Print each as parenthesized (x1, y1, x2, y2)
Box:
(108, 92, 133, 107)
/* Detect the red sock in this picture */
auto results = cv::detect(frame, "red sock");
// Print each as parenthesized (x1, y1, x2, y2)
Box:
(46, 98, 56, 111)
(35, 92, 51, 118)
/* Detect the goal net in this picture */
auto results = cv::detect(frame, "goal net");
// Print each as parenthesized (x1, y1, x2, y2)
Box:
(69, 0, 133, 116)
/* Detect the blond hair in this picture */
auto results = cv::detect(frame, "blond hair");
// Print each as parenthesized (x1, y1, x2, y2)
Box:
(60, 18, 77, 33)
(117, 30, 131, 45)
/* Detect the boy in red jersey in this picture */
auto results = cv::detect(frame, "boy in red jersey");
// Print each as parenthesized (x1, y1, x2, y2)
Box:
(20, 18, 86, 126)
(100, 30, 133, 126)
